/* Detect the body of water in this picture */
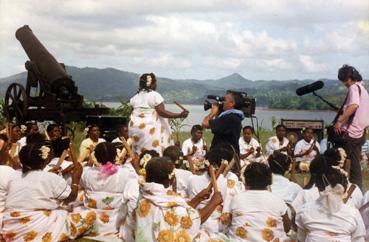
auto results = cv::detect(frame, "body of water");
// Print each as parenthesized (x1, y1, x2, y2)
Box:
(102, 102, 336, 131)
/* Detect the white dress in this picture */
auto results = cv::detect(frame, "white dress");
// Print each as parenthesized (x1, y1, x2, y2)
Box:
(0, 166, 15, 228)
(187, 173, 227, 233)
(265, 136, 289, 156)
(1, 170, 97, 241)
(294, 139, 320, 164)
(239, 137, 261, 168)
(227, 190, 289, 241)
(182, 138, 206, 160)
(78, 166, 138, 237)
(271, 174, 302, 204)
(292, 184, 363, 213)
(174, 168, 193, 199)
(296, 200, 365, 242)
(360, 190, 369, 241)
(129, 90, 173, 155)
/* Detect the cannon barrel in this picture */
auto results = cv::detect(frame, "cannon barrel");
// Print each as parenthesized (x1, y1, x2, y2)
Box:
(15, 25, 70, 83)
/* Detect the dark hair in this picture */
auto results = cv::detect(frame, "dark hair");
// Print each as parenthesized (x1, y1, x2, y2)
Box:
(51, 137, 70, 157)
(145, 157, 173, 185)
(11, 124, 21, 131)
(268, 152, 291, 175)
(139, 150, 160, 161)
(139, 73, 157, 92)
(19, 143, 50, 173)
(47, 124, 60, 133)
(86, 124, 99, 138)
(242, 126, 254, 133)
(25, 122, 38, 135)
(205, 147, 233, 168)
(163, 146, 183, 168)
(312, 156, 348, 192)
(323, 148, 342, 167)
(338, 64, 362, 82)
(275, 124, 286, 131)
(227, 91, 243, 109)
(244, 162, 272, 190)
(190, 125, 203, 134)
(26, 133, 47, 144)
(0, 133, 8, 143)
(94, 142, 117, 165)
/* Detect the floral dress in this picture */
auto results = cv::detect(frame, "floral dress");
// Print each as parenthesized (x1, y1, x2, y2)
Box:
(129, 90, 174, 156)
(135, 182, 229, 242)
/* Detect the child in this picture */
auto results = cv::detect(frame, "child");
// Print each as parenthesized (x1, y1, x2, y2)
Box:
(239, 126, 262, 168)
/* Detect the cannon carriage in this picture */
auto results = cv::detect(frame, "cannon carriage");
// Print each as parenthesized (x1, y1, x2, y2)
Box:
(4, 25, 110, 124)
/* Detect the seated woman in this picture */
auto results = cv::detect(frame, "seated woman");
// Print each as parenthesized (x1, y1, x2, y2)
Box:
(294, 128, 320, 172)
(135, 157, 227, 241)
(292, 148, 363, 213)
(1, 142, 96, 241)
(187, 147, 243, 233)
(181, 125, 207, 161)
(78, 142, 138, 238)
(0, 134, 16, 230)
(266, 124, 290, 156)
(78, 124, 106, 164)
(227, 162, 290, 241)
(295, 158, 365, 242)
(269, 152, 302, 205)
(163, 145, 193, 198)
(239, 126, 262, 168)
(45, 137, 73, 183)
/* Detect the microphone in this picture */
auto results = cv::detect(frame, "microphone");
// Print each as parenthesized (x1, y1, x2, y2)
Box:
(296, 81, 324, 96)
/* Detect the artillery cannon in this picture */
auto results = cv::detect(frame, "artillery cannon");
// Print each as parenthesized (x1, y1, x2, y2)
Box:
(4, 25, 110, 123)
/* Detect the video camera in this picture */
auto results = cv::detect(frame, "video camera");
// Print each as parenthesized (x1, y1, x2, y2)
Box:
(204, 90, 256, 117)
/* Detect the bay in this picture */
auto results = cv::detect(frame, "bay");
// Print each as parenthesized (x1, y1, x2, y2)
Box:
(102, 102, 336, 131)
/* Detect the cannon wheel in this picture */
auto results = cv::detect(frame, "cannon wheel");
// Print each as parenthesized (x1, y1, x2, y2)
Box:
(4, 83, 28, 123)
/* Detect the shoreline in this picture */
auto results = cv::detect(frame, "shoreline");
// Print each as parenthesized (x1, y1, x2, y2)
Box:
(99, 101, 335, 112)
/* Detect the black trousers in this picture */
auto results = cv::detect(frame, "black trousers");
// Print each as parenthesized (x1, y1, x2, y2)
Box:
(343, 133, 366, 188)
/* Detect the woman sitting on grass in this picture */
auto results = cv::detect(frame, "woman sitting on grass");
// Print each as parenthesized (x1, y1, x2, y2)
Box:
(78, 142, 138, 238)
(227, 162, 290, 241)
(135, 156, 227, 241)
(295, 157, 365, 242)
(1, 142, 96, 241)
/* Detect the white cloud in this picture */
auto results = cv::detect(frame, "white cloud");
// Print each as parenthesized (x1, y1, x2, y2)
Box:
(0, 0, 368, 80)
(299, 55, 327, 73)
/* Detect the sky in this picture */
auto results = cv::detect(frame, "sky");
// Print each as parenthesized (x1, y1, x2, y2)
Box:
(0, 0, 368, 81)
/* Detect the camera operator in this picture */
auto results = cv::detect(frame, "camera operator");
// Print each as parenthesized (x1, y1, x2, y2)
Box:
(202, 92, 244, 154)
(334, 65, 369, 188)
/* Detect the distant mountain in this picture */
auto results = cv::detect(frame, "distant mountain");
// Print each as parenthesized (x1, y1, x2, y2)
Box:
(0, 66, 366, 110)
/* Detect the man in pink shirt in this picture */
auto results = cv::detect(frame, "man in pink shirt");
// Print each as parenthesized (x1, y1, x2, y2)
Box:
(334, 65, 369, 188)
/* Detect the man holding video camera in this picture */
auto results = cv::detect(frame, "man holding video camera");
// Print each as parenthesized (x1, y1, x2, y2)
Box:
(202, 91, 244, 154)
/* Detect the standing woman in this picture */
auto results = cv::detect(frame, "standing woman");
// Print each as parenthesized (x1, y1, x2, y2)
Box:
(129, 73, 188, 155)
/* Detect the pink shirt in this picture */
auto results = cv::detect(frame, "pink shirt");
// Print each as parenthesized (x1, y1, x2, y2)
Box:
(342, 82, 369, 138)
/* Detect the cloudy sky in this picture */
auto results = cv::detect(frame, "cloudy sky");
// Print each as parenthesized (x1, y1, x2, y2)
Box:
(0, 0, 368, 80)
